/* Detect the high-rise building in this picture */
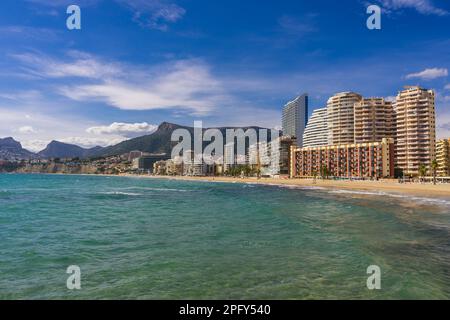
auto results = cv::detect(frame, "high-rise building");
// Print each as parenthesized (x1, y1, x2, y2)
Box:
(394, 86, 436, 176)
(302, 107, 328, 147)
(436, 138, 450, 177)
(354, 98, 395, 144)
(282, 94, 308, 147)
(327, 92, 362, 145)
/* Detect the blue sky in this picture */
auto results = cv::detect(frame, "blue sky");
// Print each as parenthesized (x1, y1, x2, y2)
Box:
(0, 0, 449, 151)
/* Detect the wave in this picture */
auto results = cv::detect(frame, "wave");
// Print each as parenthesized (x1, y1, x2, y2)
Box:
(244, 182, 326, 191)
(328, 189, 450, 207)
(122, 187, 192, 192)
(100, 191, 143, 196)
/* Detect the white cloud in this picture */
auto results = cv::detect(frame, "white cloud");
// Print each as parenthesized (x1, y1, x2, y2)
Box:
(117, 0, 186, 31)
(86, 122, 158, 138)
(377, 0, 448, 15)
(0, 90, 43, 102)
(18, 126, 36, 134)
(11, 52, 122, 79)
(0, 108, 130, 151)
(12, 52, 227, 115)
(20, 140, 50, 153)
(59, 136, 127, 149)
(405, 68, 448, 80)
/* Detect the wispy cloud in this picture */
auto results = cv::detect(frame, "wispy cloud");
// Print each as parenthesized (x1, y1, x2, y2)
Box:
(376, 0, 448, 16)
(86, 122, 158, 138)
(11, 52, 228, 115)
(116, 0, 186, 31)
(0, 25, 60, 41)
(26, 0, 185, 31)
(378, 0, 448, 16)
(277, 15, 318, 36)
(11, 51, 122, 79)
(405, 68, 448, 80)
(17, 126, 37, 134)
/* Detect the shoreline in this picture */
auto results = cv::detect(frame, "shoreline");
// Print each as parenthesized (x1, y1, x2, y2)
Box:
(3, 172, 450, 199)
(120, 174, 450, 199)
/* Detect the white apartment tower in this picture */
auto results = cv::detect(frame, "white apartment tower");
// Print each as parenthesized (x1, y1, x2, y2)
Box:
(302, 107, 328, 148)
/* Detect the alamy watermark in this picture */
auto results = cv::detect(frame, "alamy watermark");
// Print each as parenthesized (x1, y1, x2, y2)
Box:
(66, 265, 81, 290)
(170, 121, 281, 169)
(66, 5, 81, 30)
(367, 5, 381, 30)
(367, 265, 381, 290)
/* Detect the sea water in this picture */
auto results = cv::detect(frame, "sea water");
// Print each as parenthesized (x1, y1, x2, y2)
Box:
(1, 174, 450, 299)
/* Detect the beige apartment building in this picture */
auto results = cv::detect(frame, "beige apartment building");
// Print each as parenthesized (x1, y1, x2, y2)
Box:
(354, 98, 395, 144)
(436, 138, 450, 177)
(327, 92, 362, 145)
(394, 86, 436, 176)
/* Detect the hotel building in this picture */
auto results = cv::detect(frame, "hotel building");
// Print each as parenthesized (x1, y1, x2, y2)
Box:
(354, 98, 395, 144)
(394, 86, 436, 176)
(302, 107, 328, 148)
(282, 93, 309, 147)
(436, 138, 450, 177)
(327, 92, 363, 145)
(290, 138, 395, 179)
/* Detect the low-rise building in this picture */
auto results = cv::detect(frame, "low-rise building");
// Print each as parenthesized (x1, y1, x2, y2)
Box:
(290, 138, 395, 179)
(132, 154, 170, 173)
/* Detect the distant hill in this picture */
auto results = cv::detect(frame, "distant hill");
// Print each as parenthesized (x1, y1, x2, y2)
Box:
(38, 141, 104, 159)
(0, 137, 37, 160)
(92, 122, 277, 158)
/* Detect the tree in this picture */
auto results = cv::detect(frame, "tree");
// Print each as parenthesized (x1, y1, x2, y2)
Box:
(312, 170, 318, 184)
(431, 160, 438, 185)
(320, 165, 329, 180)
(418, 163, 427, 183)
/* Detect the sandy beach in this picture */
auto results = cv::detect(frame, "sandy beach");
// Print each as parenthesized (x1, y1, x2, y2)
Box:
(124, 174, 450, 199)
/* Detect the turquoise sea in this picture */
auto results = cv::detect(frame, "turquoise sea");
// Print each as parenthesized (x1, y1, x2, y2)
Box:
(1, 173, 450, 299)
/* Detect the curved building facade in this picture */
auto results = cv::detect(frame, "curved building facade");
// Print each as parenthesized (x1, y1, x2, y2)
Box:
(302, 107, 328, 148)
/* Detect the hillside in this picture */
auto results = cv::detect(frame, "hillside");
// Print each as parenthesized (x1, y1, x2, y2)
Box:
(93, 122, 275, 158)
(38, 141, 104, 159)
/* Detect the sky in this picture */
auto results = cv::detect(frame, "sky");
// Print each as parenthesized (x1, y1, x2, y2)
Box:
(0, 0, 449, 152)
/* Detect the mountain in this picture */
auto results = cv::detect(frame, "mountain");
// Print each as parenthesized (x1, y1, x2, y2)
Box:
(92, 122, 277, 158)
(38, 141, 104, 159)
(0, 137, 37, 160)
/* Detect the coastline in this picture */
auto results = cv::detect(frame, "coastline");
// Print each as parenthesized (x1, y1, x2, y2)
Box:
(119, 174, 450, 199)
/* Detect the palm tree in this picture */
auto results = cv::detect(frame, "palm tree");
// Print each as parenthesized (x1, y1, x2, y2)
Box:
(320, 165, 329, 180)
(431, 160, 438, 185)
(418, 163, 427, 183)
(312, 170, 318, 184)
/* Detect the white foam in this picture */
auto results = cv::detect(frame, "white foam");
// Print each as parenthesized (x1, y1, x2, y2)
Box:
(328, 189, 450, 207)
(101, 191, 143, 196)
(123, 187, 191, 192)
